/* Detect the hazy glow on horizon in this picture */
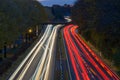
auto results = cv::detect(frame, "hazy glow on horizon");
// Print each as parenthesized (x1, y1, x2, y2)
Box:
(37, 0, 76, 6)
(38, 0, 48, 1)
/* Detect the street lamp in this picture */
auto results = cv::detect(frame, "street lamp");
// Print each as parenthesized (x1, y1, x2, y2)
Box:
(28, 28, 33, 33)
(28, 28, 33, 42)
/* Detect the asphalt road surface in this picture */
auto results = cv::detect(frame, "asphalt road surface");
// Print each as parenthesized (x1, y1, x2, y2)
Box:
(9, 24, 62, 80)
(63, 24, 120, 80)
(9, 24, 120, 80)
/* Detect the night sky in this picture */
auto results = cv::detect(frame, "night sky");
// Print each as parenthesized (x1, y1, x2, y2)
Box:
(37, 0, 76, 6)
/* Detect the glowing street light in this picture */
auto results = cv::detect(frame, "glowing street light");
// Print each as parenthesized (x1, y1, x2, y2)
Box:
(28, 28, 33, 33)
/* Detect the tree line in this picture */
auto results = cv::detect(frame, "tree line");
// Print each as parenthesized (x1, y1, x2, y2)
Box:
(0, 0, 48, 48)
(51, 4, 71, 20)
(72, 0, 120, 75)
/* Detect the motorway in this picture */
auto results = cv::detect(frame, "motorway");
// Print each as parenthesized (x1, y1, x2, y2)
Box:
(63, 24, 120, 80)
(8, 23, 120, 80)
(9, 24, 62, 80)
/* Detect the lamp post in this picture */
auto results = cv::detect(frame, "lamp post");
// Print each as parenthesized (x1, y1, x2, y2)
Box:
(3, 42, 7, 58)
(28, 28, 33, 42)
(36, 25, 39, 36)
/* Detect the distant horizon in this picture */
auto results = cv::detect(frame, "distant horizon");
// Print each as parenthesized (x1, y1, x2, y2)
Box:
(37, 0, 76, 6)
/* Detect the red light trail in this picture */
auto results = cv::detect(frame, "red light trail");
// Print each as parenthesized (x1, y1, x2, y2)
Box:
(63, 24, 120, 80)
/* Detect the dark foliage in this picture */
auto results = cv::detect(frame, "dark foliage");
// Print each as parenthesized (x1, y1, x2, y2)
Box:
(0, 0, 48, 48)
(72, 0, 120, 70)
(52, 4, 71, 20)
